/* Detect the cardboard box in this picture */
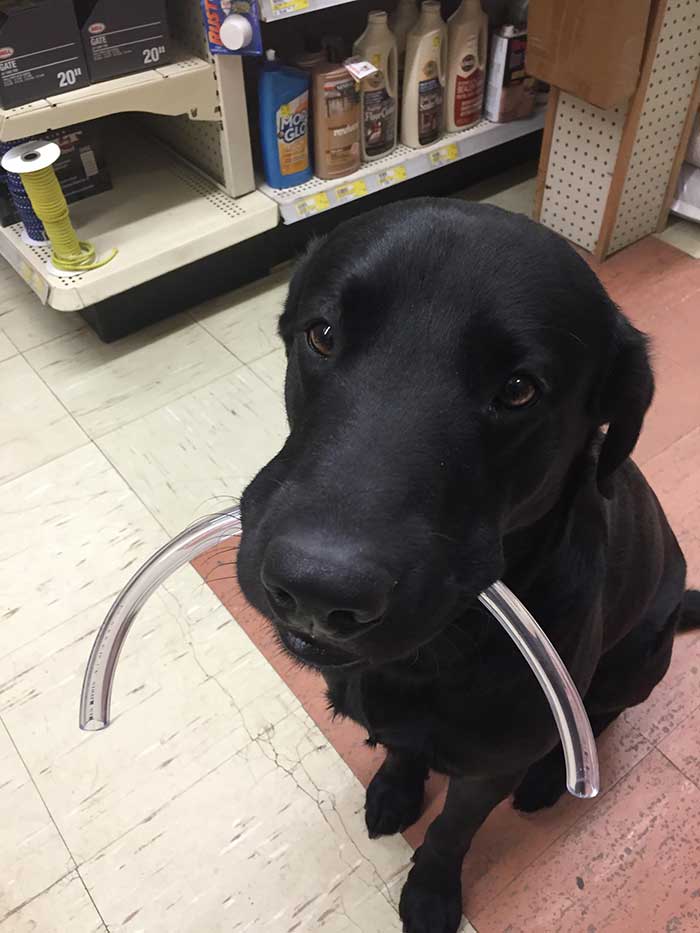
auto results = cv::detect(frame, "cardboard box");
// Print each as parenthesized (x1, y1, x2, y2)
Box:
(526, 0, 653, 110)
(485, 26, 536, 123)
(74, 0, 171, 83)
(0, 0, 90, 108)
(0, 122, 111, 227)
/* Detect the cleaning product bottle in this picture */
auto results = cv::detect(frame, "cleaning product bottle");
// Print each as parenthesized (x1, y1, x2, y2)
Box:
(446, 0, 488, 131)
(389, 0, 418, 94)
(313, 44, 361, 179)
(353, 11, 398, 161)
(401, 1, 447, 148)
(258, 50, 312, 189)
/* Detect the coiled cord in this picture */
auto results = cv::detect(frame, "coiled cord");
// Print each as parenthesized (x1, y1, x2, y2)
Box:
(21, 165, 117, 272)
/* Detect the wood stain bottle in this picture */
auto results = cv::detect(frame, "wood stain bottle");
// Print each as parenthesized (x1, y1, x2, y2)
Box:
(446, 0, 488, 131)
(353, 11, 398, 161)
(313, 44, 361, 179)
(401, 0, 447, 148)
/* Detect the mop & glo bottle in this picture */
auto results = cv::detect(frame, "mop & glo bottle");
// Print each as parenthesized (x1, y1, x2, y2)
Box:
(259, 50, 313, 189)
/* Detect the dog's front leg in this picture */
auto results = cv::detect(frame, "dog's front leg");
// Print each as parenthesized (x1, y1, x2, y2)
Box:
(399, 770, 523, 933)
(365, 748, 429, 838)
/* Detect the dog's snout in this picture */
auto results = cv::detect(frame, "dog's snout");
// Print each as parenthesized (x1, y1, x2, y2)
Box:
(261, 535, 392, 636)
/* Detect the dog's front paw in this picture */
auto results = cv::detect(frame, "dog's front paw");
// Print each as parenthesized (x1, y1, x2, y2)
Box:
(399, 847, 463, 933)
(365, 767, 424, 838)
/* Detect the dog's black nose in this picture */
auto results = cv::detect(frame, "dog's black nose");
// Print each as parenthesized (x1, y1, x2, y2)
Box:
(261, 536, 392, 637)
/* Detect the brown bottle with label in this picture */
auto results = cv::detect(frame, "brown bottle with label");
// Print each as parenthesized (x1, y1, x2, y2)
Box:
(312, 46, 361, 179)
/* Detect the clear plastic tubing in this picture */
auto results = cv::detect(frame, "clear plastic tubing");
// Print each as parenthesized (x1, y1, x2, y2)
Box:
(79, 507, 599, 800)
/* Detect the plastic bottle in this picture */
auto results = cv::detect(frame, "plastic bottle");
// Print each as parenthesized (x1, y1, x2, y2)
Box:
(258, 50, 312, 189)
(446, 0, 488, 132)
(353, 11, 398, 161)
(401, 1, 447, 148)
(389, 0, 419, 94)
(313, 46, 361, 179)
(293, 49, 328, 72)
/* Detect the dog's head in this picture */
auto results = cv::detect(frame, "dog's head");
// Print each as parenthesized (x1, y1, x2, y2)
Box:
(237, 200, 653, 671)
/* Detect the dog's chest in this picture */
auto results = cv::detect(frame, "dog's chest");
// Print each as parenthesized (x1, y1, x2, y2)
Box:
(324, 669, 469, 774)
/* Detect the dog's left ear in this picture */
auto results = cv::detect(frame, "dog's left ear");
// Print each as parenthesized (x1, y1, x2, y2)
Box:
(594, 313, 654, 497)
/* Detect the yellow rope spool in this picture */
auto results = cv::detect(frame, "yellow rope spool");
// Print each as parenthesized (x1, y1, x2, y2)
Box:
(1, 140, 117, 273)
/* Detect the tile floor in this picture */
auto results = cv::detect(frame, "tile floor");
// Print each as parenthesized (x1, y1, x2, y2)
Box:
(1, 177, 700, 933)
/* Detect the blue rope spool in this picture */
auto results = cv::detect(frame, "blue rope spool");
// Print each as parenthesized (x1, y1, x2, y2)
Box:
(0, 137, 47, 242)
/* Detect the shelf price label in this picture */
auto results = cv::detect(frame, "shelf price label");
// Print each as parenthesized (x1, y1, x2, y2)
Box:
(429, 143, 459, 167)
(270, 0, 309, 14)
(334, 179, 368, 202)
(295, 192, 331, 218)
(377, 164, 407, 187)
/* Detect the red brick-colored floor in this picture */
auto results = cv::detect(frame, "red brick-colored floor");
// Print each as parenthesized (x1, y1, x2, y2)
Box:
(194, 235, 700, 933)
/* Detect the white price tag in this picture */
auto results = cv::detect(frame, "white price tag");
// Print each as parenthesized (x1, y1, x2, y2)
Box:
(344, 59, 379, 82)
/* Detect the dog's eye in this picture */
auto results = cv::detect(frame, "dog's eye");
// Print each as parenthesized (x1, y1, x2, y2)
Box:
(306, 321, 334, 357)
(497, 374, 538, 409)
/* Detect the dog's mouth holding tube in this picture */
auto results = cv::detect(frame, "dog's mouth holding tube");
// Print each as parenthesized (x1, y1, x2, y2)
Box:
(79, 504, 599, 799)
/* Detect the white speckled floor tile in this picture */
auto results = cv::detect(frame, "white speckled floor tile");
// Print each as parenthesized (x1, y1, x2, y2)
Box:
(0, 356, 88, 486)
(98, 367, 287, 534)
(459, 162, 537, 217)
(0, 445, 166, 656)
(0, 261, 82, 351)
(0, 722, 74, 922)
(191, 267, 289, 363)
(25, 316, 241, 438)
(79, 704, 412, 933)
(249, 347, 286, 397)
(657, 216, 700, 258)
(0, 331, 16, 361)
(0, 872, 105, 933)
(0, 557, 303, 863)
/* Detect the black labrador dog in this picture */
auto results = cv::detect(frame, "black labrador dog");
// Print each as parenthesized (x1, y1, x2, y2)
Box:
(238, 200, 698, 933)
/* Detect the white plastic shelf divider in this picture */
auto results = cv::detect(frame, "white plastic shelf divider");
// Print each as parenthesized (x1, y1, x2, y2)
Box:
(258, 0, 356, 21)
(261, 109, 546, 223)
(0, 45, 217, 143)
(0, 132, 278, 312)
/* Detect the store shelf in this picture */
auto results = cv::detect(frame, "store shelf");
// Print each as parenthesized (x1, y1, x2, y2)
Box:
(262, 109, 546, 223)
(0, 46, 217, 143)
(0, 133, 278, 311)
(258, 0, 356, 21)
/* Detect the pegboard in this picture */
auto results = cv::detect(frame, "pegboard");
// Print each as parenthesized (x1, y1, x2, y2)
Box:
(167, 0, 211, 60)
(539, 94, 627, 252)
(609, 0, 700, 252)
(147, 113, 227, 186)
(141, 0, 255, 196)
(538, 0, 700, 257)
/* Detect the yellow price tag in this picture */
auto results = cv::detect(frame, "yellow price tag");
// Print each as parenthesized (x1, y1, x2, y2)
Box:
(272, 0, 308, 13)
(377, 164, 407, 187)
(335, 179, 368, 202)
(295, 192, 331, 218)
(429, 143, 459, 167)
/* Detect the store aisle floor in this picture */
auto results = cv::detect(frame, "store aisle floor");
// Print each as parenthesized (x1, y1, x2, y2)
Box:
(1, 175, 699, 933)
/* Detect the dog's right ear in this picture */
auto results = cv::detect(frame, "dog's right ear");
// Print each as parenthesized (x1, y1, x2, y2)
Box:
(593, 313, 654, 497)
(279, 237, 326, 350)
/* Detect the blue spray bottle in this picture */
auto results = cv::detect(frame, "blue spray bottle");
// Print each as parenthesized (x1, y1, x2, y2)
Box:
(258, 50, 313, 189)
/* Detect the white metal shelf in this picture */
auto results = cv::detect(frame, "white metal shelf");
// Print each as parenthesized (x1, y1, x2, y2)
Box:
(258, 0, 356, 21)
(261, 109, 546, 222)
(0, 133, 278, 311)
(0, 45, 217, 143)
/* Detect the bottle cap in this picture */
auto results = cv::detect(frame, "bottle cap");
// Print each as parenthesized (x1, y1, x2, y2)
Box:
(219, 14, 253, 50)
